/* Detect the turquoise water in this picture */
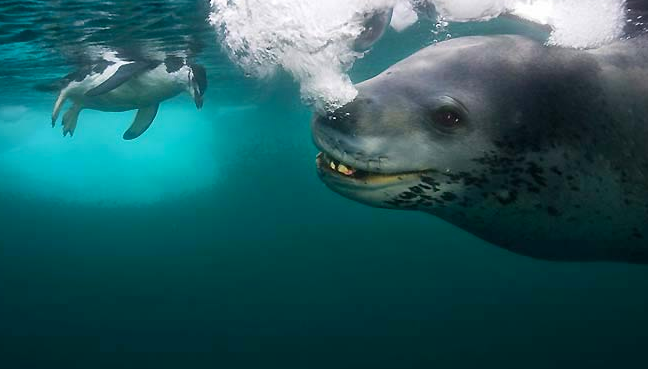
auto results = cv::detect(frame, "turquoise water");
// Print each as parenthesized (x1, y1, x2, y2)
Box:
(1, 2, 648, 368)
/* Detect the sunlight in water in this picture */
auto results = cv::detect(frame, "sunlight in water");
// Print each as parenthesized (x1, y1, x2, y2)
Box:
(0, 103, 222, 205)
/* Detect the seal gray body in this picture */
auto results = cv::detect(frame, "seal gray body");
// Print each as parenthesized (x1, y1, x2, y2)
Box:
(313, 35, 648, 264)
(52, 56, 207, 140)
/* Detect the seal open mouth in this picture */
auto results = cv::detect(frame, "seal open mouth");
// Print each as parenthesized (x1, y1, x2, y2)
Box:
(315, 152, 426, 186)
(316, 152, 360, 177)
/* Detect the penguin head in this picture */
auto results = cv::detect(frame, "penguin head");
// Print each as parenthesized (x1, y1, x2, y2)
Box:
(188, 64, 207, 109)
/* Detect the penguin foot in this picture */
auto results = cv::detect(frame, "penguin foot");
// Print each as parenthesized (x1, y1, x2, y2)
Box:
(62, 122, 76, 137)
(61, 105, 81, 138)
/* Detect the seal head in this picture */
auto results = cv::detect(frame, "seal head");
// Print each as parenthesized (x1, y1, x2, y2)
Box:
(313, 35, 648, 263)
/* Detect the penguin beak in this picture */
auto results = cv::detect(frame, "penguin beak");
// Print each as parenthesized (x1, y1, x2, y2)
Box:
(188, 79, 204, 109)
(190, 86, 203, 109)
(194, 95, 204, 110)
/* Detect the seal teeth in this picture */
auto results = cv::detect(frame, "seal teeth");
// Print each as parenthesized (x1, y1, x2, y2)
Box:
(337, 164, 355, 176)
(318, 153, 358, 176)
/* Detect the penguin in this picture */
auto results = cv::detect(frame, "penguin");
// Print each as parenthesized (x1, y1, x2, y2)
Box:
(51, 55, 207, 140)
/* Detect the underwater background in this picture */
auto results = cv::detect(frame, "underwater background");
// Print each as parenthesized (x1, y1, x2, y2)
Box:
(1, 1, 648, 368)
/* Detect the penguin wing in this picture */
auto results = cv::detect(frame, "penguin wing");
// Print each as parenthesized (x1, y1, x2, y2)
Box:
(123, 104, 159, 140)
(85, 61, 157, 97)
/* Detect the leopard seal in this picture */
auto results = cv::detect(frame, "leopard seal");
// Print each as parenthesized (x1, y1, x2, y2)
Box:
(312, 34, 648, 264)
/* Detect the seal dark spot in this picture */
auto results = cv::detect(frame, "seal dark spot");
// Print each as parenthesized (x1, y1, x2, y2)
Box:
(400, 192, 417, 200)
(440, 192, 458, 202)
(409, 186, 424, 194)
(421, 177, 441, 192)
(585, 152, 595, 163)
(526, 162, 547, 187)
(547, 206, 561, 217)
(495, 190, 518, 205)
(632, 228, 644, 239)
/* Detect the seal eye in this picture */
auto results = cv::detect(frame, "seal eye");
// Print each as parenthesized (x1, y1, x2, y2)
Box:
(433, 106, 464, 127)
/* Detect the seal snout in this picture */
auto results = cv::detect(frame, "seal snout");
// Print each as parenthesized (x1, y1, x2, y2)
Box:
(312, 99, 386, 174)
(314, 96, 376, 136)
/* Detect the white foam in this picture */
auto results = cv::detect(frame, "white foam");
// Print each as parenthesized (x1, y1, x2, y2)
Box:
(391, 1, 419, 32)
(210, 0, 629, 111)
(210, 0, 396, 112)
(432, 0, 508, 21)
(511, 0, 626, 49)
(428, 0, 627, 48)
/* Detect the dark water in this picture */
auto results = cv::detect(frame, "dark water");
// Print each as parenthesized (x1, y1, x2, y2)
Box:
(1, 1, 648, 368)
